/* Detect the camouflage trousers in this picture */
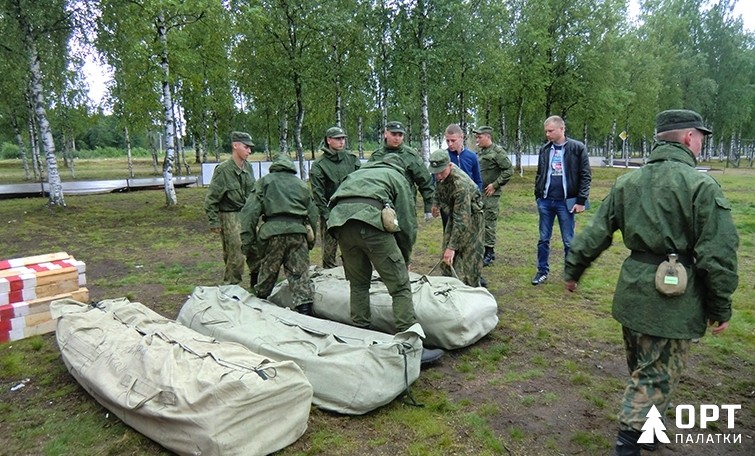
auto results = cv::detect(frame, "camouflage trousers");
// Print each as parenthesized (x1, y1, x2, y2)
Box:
(482, 194, 501, 248)
(254, 233, 314, 306)
(440, 211, 484, 287)
(337, 220, 417, 332)
(618, 326, 691, 432)
(320, 216, 340, 269)
(219, 211, 259, 286)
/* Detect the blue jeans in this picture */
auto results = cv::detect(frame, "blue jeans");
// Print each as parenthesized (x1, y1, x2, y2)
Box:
(536, 198, 575, 274)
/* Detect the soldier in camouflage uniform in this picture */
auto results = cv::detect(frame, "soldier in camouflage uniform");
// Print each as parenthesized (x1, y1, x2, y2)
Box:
(369, 121, 435, 220)
(473, 126, 513, 266)
(240, 154, 318, 315)
(428, 150, 485, 288)
(310, 126, 361, 268)
(564, 110, 739, 456)
(204, 131, 259, 287)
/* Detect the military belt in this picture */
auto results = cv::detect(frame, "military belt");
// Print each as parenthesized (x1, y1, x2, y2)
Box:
(630, 251, 694, 267)
(265, 214, 305, 224)
(336, 197, 383, 210)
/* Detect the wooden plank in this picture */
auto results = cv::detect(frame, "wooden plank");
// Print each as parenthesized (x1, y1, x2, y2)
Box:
(1, 276, 79, 307)
(0, 266, 79, 285)
(0, 318, 57, 343)
(0, 252, 70, 271)
(0, 259, 83, 279)
(0, 287, 89, 322)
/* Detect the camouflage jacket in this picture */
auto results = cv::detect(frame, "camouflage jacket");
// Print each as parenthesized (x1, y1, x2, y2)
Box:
(369, 143, 434, 213)
(327, 161, 417, 263)
(478, 144, 513, 195)
(564, 142, 739, 339)
(240, 156, 317, 244)
(435, 165, 483, 251)
(203, 159, 256, 229)
(309, 146, 361, 220)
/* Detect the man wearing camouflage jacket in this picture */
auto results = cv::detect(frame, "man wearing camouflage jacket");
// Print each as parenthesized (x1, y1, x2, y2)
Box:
(474, 126, 513, 266)
(564, 110, 739, 456)
(369, 121, 435, 220)
(310, 126, 361, 268)
(240, 154, 318, 315)
(428, 149, 485, 288)
(204, 131, 259, 287)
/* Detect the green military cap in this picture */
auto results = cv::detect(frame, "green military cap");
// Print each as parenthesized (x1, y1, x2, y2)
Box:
(656, 109, 712, 135)
(231, 131, 255, 146)
(326, 126, 347, 138)
(428, 149, 450, 173)
(472, 126, 494, 135)
(385, 121, 406, 134)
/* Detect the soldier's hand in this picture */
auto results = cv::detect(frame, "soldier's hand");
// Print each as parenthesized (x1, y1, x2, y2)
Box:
(442, 248, 455, 266)
(709, 320, 729, 335)
(210, 227, 221, 234)
(432, 206, 440, 218)
(485, 184, 495, 197)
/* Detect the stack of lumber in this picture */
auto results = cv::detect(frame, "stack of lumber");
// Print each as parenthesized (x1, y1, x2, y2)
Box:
(0, 252, 88, 343)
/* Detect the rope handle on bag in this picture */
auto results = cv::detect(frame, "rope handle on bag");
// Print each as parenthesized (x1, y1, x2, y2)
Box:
(426, 259, 459, 279)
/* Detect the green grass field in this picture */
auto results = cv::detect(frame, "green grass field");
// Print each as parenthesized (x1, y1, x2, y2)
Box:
(0, 159, 752, 456)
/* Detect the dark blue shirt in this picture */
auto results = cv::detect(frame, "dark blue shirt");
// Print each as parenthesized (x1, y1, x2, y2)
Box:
(448, 148, 482, 191)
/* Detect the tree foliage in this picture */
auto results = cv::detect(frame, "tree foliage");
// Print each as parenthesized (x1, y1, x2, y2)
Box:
(1, 0, 754, 197)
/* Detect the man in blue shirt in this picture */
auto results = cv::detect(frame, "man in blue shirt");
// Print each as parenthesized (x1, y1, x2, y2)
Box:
(531, 116, 591, 285)
(444, 123, 482, 191)
(433, 124, 483, 228)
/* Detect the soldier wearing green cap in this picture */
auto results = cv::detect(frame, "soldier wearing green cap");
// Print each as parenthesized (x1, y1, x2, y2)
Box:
(204, 131, 260, 287)
(429, 150, 485, 288)
(369, 121, 435, 220)
(310, 126, 361, 268)
(563, 109, 739, 456)
(473, 126, 513, 266)
(326, 158, 419, 332)
(240, 154, 318, 315)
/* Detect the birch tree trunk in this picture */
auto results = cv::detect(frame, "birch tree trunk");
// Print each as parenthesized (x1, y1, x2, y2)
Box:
(279, 108, 289, 156)
(334, 69, 342, 127)
(25, 92, 42, 181)
(515, 96, 524, 175)
(293, 75, 307, 180)
(157, 12, 177, 206)
(608, 119, 617, 167)
(419, 58, 431, 164)
(10, 114, 31, 180)
(357, 115, 364, 159)
(148, 130, 159, 173)
(497, 97, 507, 149)
(125, 126, 134, 178)
(213, 115, 220, 162)
(27, 38, 65, 206)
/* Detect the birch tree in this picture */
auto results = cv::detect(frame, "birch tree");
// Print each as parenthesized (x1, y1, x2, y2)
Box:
(4, 0, 79, 206)
(237, 0, 330, 179)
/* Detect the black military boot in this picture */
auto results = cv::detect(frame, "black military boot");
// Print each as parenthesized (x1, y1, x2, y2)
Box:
(295, 302, 313, 316)
(483, 247, 495, 267)
(612, 430, 641, 456)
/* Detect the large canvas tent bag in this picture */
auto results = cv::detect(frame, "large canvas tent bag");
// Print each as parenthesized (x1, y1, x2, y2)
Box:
(269, 267, 499, 349)
(50, 297, 312, 456)
(177, 285, 423, 415)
